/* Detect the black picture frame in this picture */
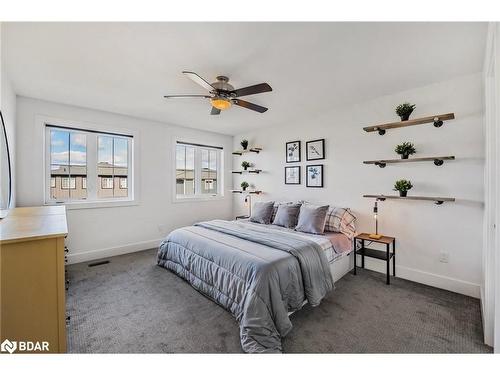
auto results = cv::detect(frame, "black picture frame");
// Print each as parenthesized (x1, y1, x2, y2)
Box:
(286, 140, 301, 163)
(306, 164, 324, 188)
(306, 139, 325, 161)
(285, 166, 301, 185)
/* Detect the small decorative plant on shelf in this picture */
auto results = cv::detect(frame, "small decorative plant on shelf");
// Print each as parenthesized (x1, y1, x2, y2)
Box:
(240, 139, 249, 150)
(394, 142, 416, 159)
(395, 102, 416, 121)
(241, 181, 249, 191)
(393, 179, 413, 197)
(241, 161, 251, 170)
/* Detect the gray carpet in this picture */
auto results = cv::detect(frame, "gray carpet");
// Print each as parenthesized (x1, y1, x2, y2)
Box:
(66, 249, 492, 353)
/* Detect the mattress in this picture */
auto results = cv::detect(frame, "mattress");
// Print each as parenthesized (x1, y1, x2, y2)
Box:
(240, 220, 353, 263)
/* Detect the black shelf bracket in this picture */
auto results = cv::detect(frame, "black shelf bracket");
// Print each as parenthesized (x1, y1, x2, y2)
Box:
(433, 117, 444, 127)
(433, 159, 444, 166)
(375, 162, 386, 168)
(435, 200, 444, 205)
(375, 127, 386, 136)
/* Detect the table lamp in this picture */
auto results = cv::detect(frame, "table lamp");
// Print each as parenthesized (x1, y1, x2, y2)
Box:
(369, 199, 383, 239)
(244, 194, 252, 217)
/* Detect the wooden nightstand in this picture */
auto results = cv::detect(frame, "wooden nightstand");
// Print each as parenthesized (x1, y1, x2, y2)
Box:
(353, 233, 396, 285)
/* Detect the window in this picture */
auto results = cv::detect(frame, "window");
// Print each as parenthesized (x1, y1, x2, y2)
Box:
(49, 129, 86, 200)
(61, 177, 76, 189)
(175, 141, 223, 200)
(46, 125, 133, 204)
(101, 177, 114, 189)
(98, 135, 129, 198)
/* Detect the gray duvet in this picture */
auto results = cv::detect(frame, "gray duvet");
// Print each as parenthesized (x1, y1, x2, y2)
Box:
(157, 219, 333, 353)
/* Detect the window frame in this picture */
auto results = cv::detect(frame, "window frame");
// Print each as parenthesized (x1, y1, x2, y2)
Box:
(173, 139, 224, 203)
(42, 116, 138, 210)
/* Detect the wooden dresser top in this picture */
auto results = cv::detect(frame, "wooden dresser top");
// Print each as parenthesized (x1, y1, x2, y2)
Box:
(0, 206, 68, 244)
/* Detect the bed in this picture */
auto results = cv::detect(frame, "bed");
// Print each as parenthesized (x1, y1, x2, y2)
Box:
(157, 218, 354, 353)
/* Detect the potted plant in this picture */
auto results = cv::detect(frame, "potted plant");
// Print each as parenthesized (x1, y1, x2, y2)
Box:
(240, 181, 249, 191)
(241, 161, 251, 171)
(393, 179, 413, 197)
(394, 142, 417, 159)
(240, 139, 249, 150)
(395, 102, 416, 121)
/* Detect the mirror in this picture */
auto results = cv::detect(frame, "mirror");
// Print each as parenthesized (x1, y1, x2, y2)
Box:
(0, 110, 12, 218)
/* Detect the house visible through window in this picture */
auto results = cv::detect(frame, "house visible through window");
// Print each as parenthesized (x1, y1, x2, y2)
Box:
(175, 141, 222, 199)
(46, 125, 133, 203)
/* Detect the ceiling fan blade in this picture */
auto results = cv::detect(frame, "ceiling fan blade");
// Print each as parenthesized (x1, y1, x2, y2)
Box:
(211, 107, 221, 115)
(182, 71, 215, 92)
(163, 94, 211, 99)
(233, 99, 268, 113)
(231, 83, 272, 97)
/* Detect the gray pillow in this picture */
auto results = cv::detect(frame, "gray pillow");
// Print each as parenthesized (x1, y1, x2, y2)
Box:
(250, 201, 275, 224)
(295, 204, 330, 234)
(272, 203, 301, 228)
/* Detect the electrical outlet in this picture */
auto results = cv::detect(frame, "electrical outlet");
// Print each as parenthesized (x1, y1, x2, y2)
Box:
(439, 252, 449, 263)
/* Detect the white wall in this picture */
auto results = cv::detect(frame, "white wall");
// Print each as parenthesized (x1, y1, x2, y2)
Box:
(0, 22, 16, 208)
(16, 97, 234, 263)
(233, 73, 484, 298)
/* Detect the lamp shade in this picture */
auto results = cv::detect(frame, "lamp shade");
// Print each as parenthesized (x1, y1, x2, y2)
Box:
(211, 98, 231, 110)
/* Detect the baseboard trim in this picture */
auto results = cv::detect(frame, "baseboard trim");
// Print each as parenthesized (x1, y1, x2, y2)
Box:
(66, 238, 163, 264)
(68, 241, 480, 298)
(361, 258, 480, 298)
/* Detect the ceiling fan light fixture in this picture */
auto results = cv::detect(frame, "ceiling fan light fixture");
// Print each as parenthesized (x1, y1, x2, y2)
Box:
(211, 97, 232, 111)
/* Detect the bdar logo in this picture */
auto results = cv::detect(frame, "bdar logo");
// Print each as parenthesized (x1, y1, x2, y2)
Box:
(1, 339, 17, 354)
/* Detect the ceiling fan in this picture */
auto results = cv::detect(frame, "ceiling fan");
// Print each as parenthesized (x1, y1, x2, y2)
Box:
(164, 71, 272, 115)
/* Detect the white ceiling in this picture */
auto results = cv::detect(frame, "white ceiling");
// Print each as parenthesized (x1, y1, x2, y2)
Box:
(3, 22, 487, 135)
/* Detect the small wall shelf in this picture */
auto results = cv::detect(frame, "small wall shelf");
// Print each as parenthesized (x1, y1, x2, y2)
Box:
(232, 169, 262, 174)
(363, 113, 455, 135)
(232, 147, 262, 155)
(364, 156, 455, 168)
(231, 190, 262, 194)
(363, 194, 455, 205)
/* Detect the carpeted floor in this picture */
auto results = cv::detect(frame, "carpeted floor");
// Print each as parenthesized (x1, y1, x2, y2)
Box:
(66, 249, 492, 353)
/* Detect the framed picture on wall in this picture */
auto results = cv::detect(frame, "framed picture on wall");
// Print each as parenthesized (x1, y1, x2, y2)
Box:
(306, 139, 325, 161)
(285, 166, 301, 185)
(286, 141, 301, 163)
(306, 164, 324, 188)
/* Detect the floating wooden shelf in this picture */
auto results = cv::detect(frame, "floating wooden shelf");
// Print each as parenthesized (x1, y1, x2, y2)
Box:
(364, 156, 455, 168)
(363, 194, 455, 205)
(232, 147, 262, 155)
(232, 169, 262, 174)
(363, 113, 455, 135)
(231, 190, 262, 194)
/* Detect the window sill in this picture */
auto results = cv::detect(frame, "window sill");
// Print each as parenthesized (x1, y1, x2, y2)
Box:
(45, 199, 138, 210)
(172, 195, 225, 204)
